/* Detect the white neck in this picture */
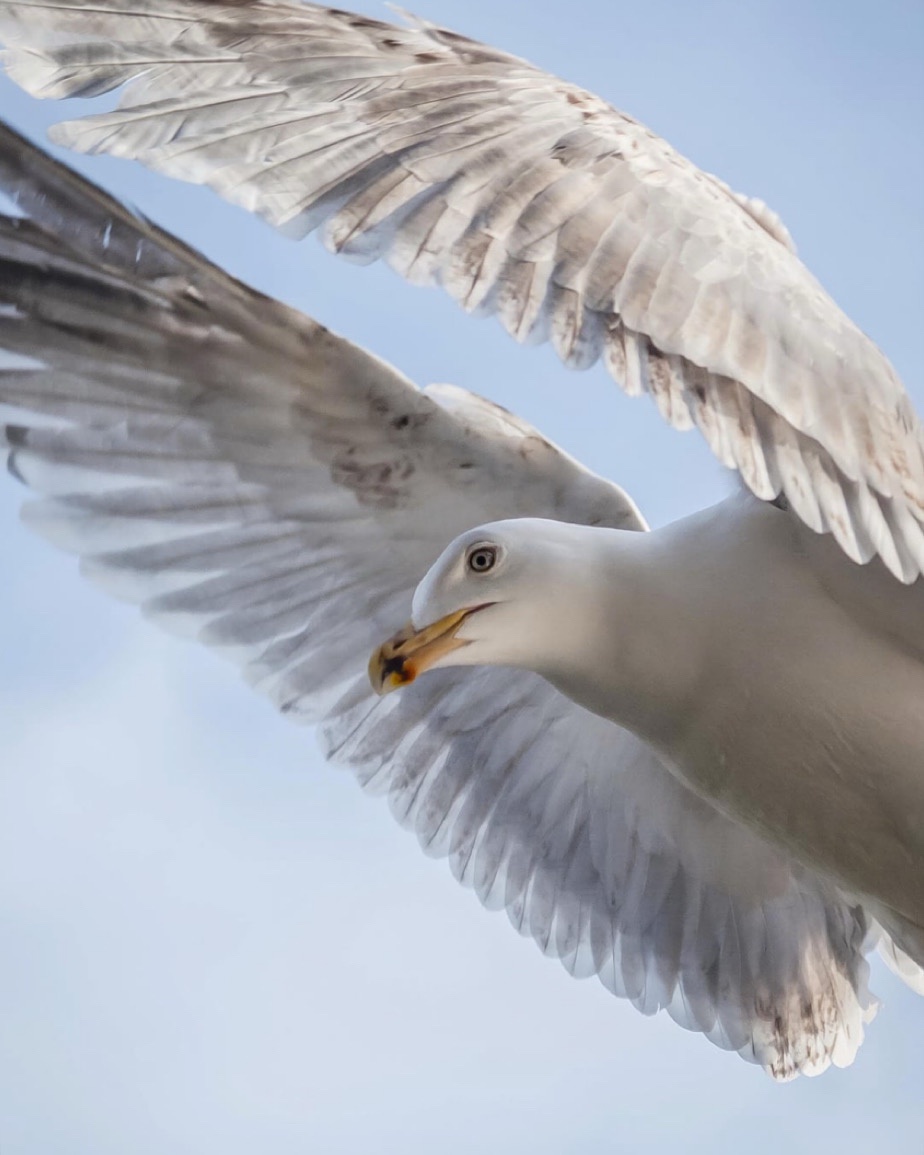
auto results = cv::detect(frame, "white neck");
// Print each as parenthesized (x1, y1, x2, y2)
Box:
(532, 524, 708, 749)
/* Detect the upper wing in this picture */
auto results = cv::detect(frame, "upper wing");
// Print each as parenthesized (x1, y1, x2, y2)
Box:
(2, 0, 922, 579)
(0, 121, 888, 1079)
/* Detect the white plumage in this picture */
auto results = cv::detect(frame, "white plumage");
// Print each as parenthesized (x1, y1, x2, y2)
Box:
(0, 0, 921, 1081)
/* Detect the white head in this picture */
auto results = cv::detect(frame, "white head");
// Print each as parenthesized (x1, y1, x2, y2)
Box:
(368, 518, 617, 693)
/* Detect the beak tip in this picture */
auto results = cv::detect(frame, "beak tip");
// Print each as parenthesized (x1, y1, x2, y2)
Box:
(368, 644, 415, 696)
(368, 606, 476, 697)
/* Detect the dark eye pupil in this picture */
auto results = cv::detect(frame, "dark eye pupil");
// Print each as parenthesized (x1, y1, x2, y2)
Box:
(470, 548, 495, 572)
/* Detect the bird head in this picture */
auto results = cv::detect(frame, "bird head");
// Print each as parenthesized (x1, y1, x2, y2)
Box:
(368, 518, 605, 694)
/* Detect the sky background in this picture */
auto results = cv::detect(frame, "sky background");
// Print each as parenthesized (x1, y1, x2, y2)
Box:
(1, 1, 923, 1152)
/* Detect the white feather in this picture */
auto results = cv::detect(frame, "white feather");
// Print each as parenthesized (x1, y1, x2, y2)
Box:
(0, 121, 906, 1079)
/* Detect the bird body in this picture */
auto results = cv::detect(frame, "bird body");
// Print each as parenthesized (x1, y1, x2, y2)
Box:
(607, 497, 924, 927)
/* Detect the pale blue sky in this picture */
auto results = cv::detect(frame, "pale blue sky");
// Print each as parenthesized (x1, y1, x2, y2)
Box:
(0, 2, 922, 1152)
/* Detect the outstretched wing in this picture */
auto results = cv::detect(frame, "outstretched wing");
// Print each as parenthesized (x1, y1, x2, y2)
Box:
(0, 122, 886, 1078)
(2, 0, 922, 578)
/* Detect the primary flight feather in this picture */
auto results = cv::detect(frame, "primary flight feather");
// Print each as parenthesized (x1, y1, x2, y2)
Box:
(0, 0, 922, 1081)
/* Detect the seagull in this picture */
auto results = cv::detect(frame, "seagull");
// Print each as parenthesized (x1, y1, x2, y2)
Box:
(0, 0, 922, 1081)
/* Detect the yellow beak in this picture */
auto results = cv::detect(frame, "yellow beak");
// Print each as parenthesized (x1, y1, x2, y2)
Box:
(368, 607, 481, 695)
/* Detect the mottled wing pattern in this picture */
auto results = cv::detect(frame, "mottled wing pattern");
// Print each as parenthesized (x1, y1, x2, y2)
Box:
(2, 0, 922, 577)
(0, 121, 890, 1078)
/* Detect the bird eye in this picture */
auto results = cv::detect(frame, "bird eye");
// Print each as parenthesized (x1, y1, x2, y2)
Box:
(466, 544, 498, 574)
